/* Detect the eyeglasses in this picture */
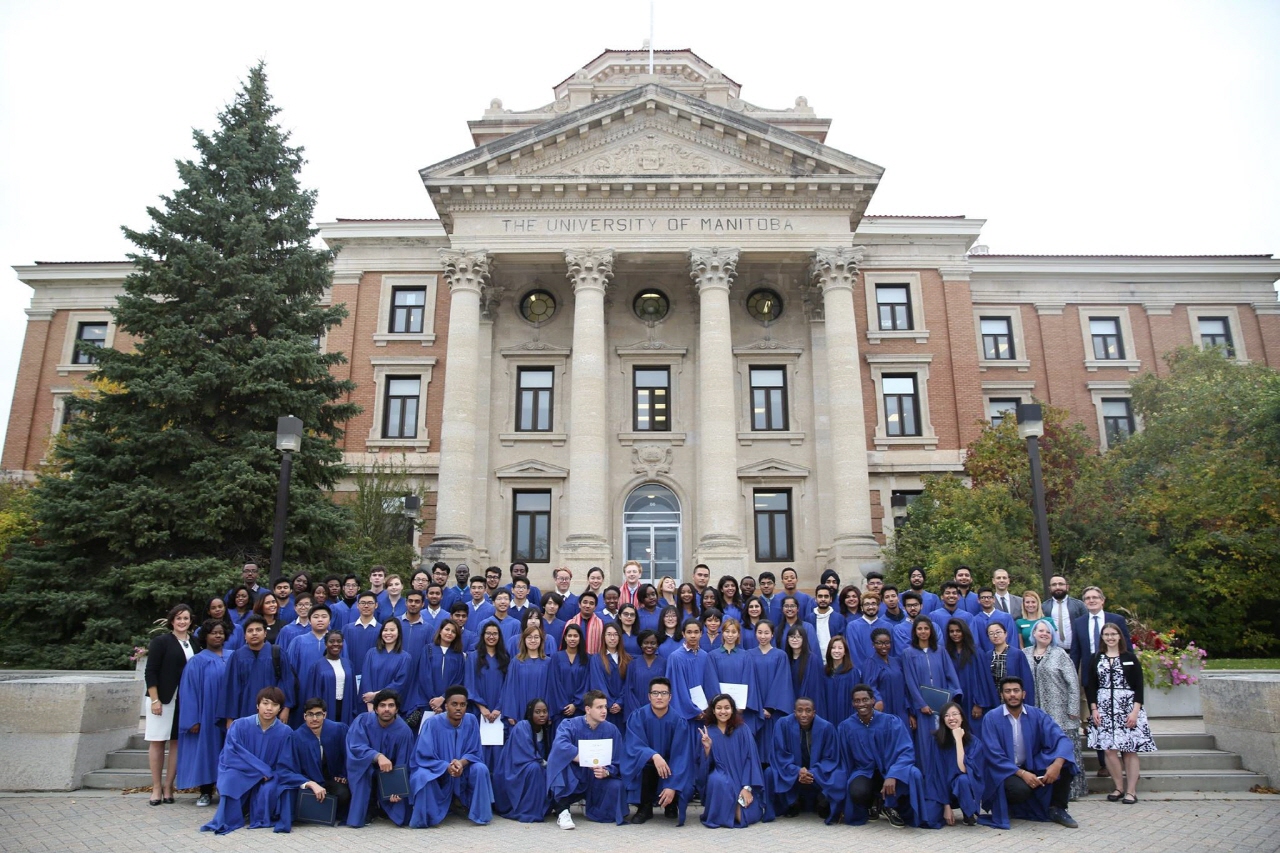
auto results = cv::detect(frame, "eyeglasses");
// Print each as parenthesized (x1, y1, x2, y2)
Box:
(649, 690, 671, 697)
(303, 711, 326, 719)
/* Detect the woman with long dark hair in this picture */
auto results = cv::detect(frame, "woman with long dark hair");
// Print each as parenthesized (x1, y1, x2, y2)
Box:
(493, 698, 553, 821)
(548, 623, 590, 732)
(821, 635, 859, 727)
(499, 623, 550, 727)
(944, 618, 998, 719)
(697, 694, 765, 828)
(676, 582, 701, 621)
(590, 622, 632, 732)
(923, 701, 994, 828)
(359, 617, 410, 713)
(253, 592, 283, 644)
(902, 615, 960, 773)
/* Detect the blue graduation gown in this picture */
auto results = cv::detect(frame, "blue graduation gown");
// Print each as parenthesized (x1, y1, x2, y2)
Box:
(709, 646, 761, 720)
(558, 592, 580, 620)
(891, 619, 917, 658)
(836, 711, 927, 826)
(788, 652, 825, 708)
(772, 620, 817, 651)
(819, 663, 862, 728)
(175, 650, 227, 790)
(409, 713, 493, 827)
(291, 719, 348, 787)
(276, 621, 308, 652)
(922, 732, 999, 829)
(664, 645, 720, 722)
(545, 716, 627, 824)
(958, 590, 983, 615)
(769, 592, 815, 624)
(748, 647, 794, 765)
(863, 654, 912, 732)
(220, 644, 284, 721)
(344, 712, 415, 827)
(493, 720, 551, 821)
(464, 652, 506, 717)
(374, 592, 407, 623)
(284, 631, 331, 693)
(636, 606, 662, 634)
(978, 705, 1077, 827)
(622, 705, 692, 824)
(970, 609, 1017, 655)
(300, 656, 358, 726)
(588, 654, 628, 732)
(329, 600, 354, 629)
(399, 618, 434, 662)
(359, 649, 410, 711)
(340, 620, 381, 678)
(410, 645, 465, 715)
(498, 656, 550, 726)
(929, 606, 974, 640)
(951, 649, 999, 714)
(698, 725, 766, 828)
(768, 714, 845, 823)
(547, 651, 590, 728)
(200, 715, 301, 834)
(903, 647, 961, 773)
(624, 654, 667, 716)
(1000, 647, 1037, 706)
(845, 616, 893, 666)
(466, 599, 495, 626)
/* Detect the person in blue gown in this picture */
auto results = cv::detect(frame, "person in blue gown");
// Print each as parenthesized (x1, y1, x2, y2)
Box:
(663, 619, 720, 722)
(819, 635, 860, 728)
(696, 693, 766, 828)
(547, 623, 590, 733)
(284, 699, 350, 828)
(359, 618, 411, 716)
(220, 617, 288, 723)
(409, 685, 493, 827)
(772, 596, 817, 650)
(590, 623, 631, 732)
(845, 592, 893, 667)
(748, 621, 793, 767)
(768, 697, 844, 823)
(985, 622, 1035, 706)
(625, 631, 667, 714)
(902, 615, 961, 773)
(978, 676, 1079, 829)
(398, 591, 434, 661)
(344, 689, 415, 828)
(276, 593, 313, 652)
(622, 676, 692, 825)
(921, 702, 998, 829)
(200, 687, 301, 834)
(634, 585, 663, 634)
(945, 617, 999, 718)
(863, 628, 912, 732)
(410, 620, 466, 723)
(708, 619, 761, 736)
(546, 690, 628, 827)
(341, 593, 382, 680)
(494, 699, 553, 821)
(970, 588, 1018, 655)
(465, 621, 510, 776)
(784, 625, 824, 706)
(837, 684, 927, 827)
(300, 631, 358, 726)
(176, 620, 228, 805)
(906, 569, 942, 614)
(499, 623, 551, 727)
(616, 605, 642, 656)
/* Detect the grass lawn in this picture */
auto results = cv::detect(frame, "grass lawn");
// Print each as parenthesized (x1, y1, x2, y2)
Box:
(1204, 658, 1280, 670)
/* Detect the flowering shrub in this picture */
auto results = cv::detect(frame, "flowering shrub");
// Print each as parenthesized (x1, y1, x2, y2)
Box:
(129, 646, 148, 663)
(1129, 623, 1207, 691)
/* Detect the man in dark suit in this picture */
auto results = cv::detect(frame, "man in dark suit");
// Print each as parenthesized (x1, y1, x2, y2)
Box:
(991, 569, 1024, 620)
(1046, 575, 1086, 656)
(1070, 585, 1132, 779)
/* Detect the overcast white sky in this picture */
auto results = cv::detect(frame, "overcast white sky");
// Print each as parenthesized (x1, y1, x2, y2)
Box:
(1, 1, 1277, 449)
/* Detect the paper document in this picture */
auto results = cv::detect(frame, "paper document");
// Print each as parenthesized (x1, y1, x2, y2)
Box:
(721, 682, 748, 708)
(577, 739, 613, 767)
(480, 716, 505, 746)
(689, 685, 708, 710)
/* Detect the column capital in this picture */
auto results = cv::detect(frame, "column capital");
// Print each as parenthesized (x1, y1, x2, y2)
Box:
(440, 249, 492, 295)
(689, 247, 740, 294)
(564, 248, 615, 294)
(810, 246, 866, 293)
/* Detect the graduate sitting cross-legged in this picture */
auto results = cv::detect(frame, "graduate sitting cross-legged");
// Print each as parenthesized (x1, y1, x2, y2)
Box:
(921, 701, 999, 830)
(200, 686, 303, 835)
(284, 698, 350, 830)
(697, 692, 766, 828)
(493, 699, 554, 822)
(768, 697, 845, 824)
(345, 689, 415, 827)
(622, 676, 692, 825)
(546, 689, 628, 829)
(409, 684, 494, 827)
(837, 684, 927, 828)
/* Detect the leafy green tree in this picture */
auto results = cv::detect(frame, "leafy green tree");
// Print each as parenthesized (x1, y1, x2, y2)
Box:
(0, 64, 357, 669)
(334, 457, 425, 574)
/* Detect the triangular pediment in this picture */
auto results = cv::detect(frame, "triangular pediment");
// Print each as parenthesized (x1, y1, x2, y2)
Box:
(737, 458, 811, 478)
(494, 459, 570, 479)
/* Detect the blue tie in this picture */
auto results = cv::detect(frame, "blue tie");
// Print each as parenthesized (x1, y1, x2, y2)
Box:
(1092, 615, 1102, 653)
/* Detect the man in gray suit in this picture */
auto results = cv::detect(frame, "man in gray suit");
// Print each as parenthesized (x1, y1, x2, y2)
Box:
(991, 569, 1024, 620)
(1045, 575, 1086, 656)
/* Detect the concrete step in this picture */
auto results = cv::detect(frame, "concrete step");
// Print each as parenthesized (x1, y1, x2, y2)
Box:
(1082, 749, 1243, 772)
(105, 749, 151, 770)
(126, 733, 148, 751)
(81, 769, 151, 790)
(1085, 769, 1268, 793)
(1151, 732, 1215, 750)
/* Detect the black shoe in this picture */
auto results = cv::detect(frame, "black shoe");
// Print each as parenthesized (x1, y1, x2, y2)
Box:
(1048, 807, 1079, 829)
(631, 807, 653, 824)
(664, 804, 678, 819)
(962, 812, 977, 826)
(867, 805, 882, 821)
(784, 803, 801, 818)
(816, 799, 831, 820)
(883, 807, 906, 828)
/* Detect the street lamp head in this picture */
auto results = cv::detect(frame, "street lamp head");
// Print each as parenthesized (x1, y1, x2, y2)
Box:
(403, 494, 422, 515)
(1016, 403, 1044, 440)
(276, 415, 304, 453)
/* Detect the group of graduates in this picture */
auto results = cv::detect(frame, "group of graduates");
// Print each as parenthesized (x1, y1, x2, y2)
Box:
(171, 559, 1087, 833)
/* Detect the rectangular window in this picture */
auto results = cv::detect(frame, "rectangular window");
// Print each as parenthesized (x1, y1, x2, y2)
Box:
(753, 490, 793, 562)
(73, 322, 108, 365)
(1198, 317, 1235, 357)
(382, 376, 421, 439)
(987, 397, 1020, 427)
(512, 490, 551, 563)
(1090, 317, 1125, 360)
(1101, 398, 1135, 445)
(633, 367, 670, 432)
(749, 367, 788, 431)
(516, 367, 553, 431)
(882, 374, 921, 436)
(875, 284, 913, 331)
(980, 317, 1015, 360)
(389, 287, 427, 334)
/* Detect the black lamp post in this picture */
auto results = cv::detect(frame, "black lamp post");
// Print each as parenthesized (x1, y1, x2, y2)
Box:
(1017, 403, 1054, 597)
(269, 415, 304, 584)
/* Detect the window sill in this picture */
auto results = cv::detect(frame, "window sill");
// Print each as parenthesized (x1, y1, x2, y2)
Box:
(872, 435, 940, 450)
(56, 363, 97, 376)
(978, 358, 1031, 372)
(737, 431, 804, 446)
(867, 329, 930, 345)
(500, 432, 568, 447)
(618, 431, 686, 446)
(373, 332, 437, 347)
(365, 437, 432, 451)
(1084, 359, 1141, 372)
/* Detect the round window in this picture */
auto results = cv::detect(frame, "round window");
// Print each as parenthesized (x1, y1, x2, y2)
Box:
(746, 289, 783, 323)
(520, 290, 557, 324)
(633, 289, 670, 323)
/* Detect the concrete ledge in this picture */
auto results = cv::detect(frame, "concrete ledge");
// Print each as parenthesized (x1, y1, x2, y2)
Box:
(1202, 674, 1280, 786)
(0, 672, 141, 791)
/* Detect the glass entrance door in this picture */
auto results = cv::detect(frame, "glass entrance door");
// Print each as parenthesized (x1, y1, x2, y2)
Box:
(623, 484, 681, 584)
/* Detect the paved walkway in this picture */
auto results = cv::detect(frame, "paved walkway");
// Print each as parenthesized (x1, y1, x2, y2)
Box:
(1, 793, 1277, 852)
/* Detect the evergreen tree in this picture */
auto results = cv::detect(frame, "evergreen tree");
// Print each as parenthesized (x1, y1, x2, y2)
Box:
(0, 64, 358, 668)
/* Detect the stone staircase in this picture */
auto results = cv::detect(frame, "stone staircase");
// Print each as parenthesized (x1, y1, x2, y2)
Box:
(82, 730, 1270, 794)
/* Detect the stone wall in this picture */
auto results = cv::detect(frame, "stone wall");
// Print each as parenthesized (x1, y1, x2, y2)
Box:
(1202, 674, 1279, 786)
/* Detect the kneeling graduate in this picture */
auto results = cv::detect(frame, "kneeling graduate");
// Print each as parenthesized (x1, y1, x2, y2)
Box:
(410, 684, 493, 827)
(546, 689, 627, 829)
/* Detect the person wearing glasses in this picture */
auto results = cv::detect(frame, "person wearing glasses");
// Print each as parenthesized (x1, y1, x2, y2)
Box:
(622, 676, 693, 825)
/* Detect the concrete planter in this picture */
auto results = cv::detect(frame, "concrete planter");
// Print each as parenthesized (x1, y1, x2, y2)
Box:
(1143, 662, 1203, 718)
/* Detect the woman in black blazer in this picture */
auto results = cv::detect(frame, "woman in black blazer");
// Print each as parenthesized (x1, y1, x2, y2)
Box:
(143, 604, 195, 806)
(1084, 622, 1155, 803)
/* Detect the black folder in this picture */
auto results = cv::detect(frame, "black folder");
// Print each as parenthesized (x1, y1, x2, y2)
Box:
(378, 765, 410, 800)
(296, 788, 338, 826)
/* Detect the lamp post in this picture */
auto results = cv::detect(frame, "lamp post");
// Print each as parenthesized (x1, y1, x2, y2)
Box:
(269, 415, 304, 584)
(1017, 403, 1054, 597)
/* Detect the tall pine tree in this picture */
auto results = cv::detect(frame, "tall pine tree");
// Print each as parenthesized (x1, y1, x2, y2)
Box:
(0, 64, 358, 668)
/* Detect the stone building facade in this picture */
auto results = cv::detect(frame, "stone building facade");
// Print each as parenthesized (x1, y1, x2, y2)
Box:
(6, 49, 1280, 591)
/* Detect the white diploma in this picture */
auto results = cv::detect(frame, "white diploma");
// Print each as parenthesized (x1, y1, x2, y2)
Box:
(480, 716, 505, 746)
(689, 685, 708, 710)
(721, 682, 749, 708)
(577, 739, 613, 767)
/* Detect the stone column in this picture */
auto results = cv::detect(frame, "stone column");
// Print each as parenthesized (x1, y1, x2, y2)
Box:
(560, 249, 614, 574)
(689, 247, 747, 574)
(428, 249, 491, 564)
(811, 247, 879, 579)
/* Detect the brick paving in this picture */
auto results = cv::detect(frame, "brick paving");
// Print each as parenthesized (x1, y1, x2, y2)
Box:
(0, 793, 1277, 853)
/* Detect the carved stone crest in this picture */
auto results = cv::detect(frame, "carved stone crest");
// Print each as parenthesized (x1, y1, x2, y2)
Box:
(631, 445, 673, 479)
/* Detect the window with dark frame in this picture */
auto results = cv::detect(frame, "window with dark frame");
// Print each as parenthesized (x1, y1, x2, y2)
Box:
(749, 367, 788, 431)
(891, 489, 924, 530)
(980, 317, 1015, 360)
(875, 284, 912, 331)
(882, 374, 921, 437)
(516, 367, 554, 432)
(73, 322, 108, 365)
(1101, 398, 1135, 446)
(633, 367, 670, 431)
(382, 376, 421, 439)
(512, 490, 551, 563)
(389, 287, 427, 334)
(1198, 317, 1235, 357)
(987, 397, 1021, 427)
(753, 490, 793, 562)
(1090, 317, 1125, 360)
(59, 397, 84, 430)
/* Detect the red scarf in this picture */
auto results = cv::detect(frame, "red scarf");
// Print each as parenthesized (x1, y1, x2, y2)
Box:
(567, 614, 604, 654)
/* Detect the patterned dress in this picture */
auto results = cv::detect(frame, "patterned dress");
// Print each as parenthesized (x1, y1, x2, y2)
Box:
(1087, 655, 1157, 754)
(1025, 645, 1088, 800)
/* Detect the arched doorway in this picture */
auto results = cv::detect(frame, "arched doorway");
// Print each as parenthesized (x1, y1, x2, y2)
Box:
(623, 484, 681, 584)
